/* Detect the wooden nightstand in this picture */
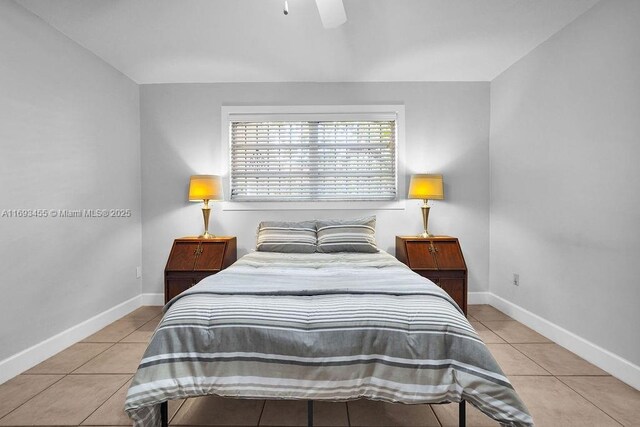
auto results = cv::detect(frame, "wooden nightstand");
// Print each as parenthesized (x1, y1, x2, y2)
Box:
(164, 236, 237, 303)
(395, 236, 468, 314)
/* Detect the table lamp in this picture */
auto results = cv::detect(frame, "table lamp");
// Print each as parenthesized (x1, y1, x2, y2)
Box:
(188, 175, 223, 238)
(408, 174, 444, 237)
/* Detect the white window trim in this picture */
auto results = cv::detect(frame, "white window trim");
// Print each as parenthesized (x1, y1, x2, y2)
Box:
(220, 105, 406, 211)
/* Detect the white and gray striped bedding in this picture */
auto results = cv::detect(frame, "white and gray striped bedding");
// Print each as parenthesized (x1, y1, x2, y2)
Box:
(125, 251, 533, 427)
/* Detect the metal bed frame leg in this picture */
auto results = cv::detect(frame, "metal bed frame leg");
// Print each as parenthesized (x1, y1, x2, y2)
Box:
(459, 400, 466, 427)
(161, 400, 168, 427)
(307, 400, 314, 427)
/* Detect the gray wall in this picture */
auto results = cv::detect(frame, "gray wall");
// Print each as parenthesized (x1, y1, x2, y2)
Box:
(490, 0, 640, 365)
(0, 1, 141, 360)
(140, 82, 490, 295)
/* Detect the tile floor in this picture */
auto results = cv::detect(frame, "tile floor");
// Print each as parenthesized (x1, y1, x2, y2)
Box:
(0, 305, 638, 426)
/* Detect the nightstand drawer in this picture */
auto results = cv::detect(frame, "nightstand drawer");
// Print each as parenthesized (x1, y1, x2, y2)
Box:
(438, 278, 465, 310)
(165, 278, 195, 301)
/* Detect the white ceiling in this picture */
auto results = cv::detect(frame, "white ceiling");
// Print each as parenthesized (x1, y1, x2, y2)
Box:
(17, 0, 599, 84)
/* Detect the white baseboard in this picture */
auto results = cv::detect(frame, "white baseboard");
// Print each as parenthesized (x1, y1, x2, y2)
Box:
(141, 293, 164, 306)
(486, 293, 640, 391)
(467, 292, 491, 305)
(0, 295, 142, 385)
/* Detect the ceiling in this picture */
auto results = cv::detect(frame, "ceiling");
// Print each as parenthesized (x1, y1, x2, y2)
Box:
(17, 0, 599, 84)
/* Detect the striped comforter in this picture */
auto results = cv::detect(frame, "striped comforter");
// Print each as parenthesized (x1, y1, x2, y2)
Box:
(125, 251, 533, 426)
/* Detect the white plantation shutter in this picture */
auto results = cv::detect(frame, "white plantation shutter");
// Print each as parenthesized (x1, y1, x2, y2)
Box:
(230, 118, 397, 201)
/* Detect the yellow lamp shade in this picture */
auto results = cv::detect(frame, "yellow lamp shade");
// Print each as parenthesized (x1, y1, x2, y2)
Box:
(408, 174, 444, 200)
(188, 175, 223, 201)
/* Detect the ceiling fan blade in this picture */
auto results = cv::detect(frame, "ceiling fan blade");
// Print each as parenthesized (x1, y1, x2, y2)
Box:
(315, 0, 347, 29)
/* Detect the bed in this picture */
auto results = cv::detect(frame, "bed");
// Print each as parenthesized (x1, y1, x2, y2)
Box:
(125, 250, 533, 427)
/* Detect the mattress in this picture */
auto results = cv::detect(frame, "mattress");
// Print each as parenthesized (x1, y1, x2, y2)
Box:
(125, 250, 532, 426)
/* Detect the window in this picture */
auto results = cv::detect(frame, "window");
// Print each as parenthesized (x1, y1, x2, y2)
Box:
(226, 107, 400, 202)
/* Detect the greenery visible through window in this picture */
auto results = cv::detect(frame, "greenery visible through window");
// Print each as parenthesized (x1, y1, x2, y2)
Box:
(229, 119, 397, 201)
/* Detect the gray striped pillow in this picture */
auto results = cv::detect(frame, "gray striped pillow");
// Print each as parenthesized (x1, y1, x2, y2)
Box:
(256, 221, 317, 253)
(316, 216, 379, 253)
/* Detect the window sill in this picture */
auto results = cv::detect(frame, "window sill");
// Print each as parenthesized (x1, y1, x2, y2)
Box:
(221, 200, 406, 211)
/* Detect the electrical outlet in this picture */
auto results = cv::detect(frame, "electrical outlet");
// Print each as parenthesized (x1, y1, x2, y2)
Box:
(136, 266, 142, 279)
(513, 273, 519, 286)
